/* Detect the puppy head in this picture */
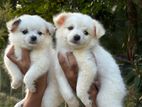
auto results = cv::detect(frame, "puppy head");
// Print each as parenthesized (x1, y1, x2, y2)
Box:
(54, 12, 105, 49)
(7, 15, 55, 48)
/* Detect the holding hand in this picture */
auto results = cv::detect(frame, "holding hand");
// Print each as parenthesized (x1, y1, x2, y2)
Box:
(58, 52, 99, 107)
(7, 46, 99, 107)
(6, 46, 30, 74)
(6, 46, 47, 107)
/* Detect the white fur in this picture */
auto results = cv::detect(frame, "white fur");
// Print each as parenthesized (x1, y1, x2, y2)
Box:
(4, 15, 63, 107)
(93, 45, 126, 107)
(54, 12, 126, 107)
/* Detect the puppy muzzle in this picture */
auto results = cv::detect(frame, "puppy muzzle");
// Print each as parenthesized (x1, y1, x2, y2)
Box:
(29, 36, 37, 44)
(70, 34, 81, 44)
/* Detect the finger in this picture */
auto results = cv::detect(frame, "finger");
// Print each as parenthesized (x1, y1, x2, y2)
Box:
(58, 52, 65, 64)
(6, 46, 14, 58)
(89, 89, 97, 101)
(36, 73, 48, 93)
(6, 46, 19, 65)
(91, 89, 97, 100)
(88, 81, 97, 94)
(58, 52, 69, 72)
(94, 81, 100, 90)
(66, 52, 78, 72)
(8, 55, 19, 65)
(21, 48, 30, 62)
(91, 82, 97, 89)
(92, 102, 97, 107)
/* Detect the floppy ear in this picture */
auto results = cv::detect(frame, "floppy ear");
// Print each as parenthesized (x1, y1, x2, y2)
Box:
(93, 19, 105, 39)
(53, 12, 69, 28)
(6, 18, 21, 32)
(46, 22, 55, 36)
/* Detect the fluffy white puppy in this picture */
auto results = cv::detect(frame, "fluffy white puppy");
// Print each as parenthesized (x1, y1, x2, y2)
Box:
(54, 12, 97, 107)
(4, 15, 63, 107)
(54, 12, 126, 107)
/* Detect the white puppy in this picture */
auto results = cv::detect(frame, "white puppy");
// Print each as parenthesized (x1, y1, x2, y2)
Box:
(54, 12, 126, 107)
(4, 15, 63, 107)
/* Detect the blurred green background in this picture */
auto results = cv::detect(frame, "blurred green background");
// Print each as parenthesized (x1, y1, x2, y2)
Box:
(0, 0, 142, 107)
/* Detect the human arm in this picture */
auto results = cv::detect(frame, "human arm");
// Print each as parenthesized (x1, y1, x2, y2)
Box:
(6, 46, 47, 107)
(58, 52, 99, 107)
(6, 46, 30, 74)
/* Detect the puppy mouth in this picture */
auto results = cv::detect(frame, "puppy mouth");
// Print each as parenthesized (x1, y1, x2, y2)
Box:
(69, 40, 80, 45)
(29, 41, 37, 45)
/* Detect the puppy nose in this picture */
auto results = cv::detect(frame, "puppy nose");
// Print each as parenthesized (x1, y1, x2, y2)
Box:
(74, 35, 80, 41)
(31, 36, 37, 41)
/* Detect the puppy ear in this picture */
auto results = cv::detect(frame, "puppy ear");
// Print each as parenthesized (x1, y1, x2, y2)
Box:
(53, 12, 69, 28)
(6, 18, 21, 32)
(93, 19, 105, 39)
(46, 22, 55, 36)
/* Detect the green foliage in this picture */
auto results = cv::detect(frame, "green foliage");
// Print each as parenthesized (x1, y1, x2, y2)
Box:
(0, 92, 18, 107)
(120, 55, 142, 107)
(0, 2, 14, 49)
(0, 0, 142, 107)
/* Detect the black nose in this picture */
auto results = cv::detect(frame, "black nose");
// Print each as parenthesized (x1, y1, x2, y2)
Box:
(74, 35, 80, 41)
(31, 36, 37, 41)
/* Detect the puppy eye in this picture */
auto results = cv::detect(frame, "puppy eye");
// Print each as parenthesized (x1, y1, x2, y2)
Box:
(84, 30, 89, 35)
(68, 26, 74, 30)
(22, 30, 28, 34)
(38, 31, 42, 35)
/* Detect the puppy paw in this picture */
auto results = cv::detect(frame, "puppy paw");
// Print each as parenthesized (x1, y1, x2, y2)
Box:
(14, 103, 23, 107)
(65, 96, 79, 107)
(27, 84, 36, 92)
(85, 100, 92, 107)
(77, 92, 92, 107)
(11, 80, 22, 89)
(24, 77, 36, 92)
(68, 102, 80, 107)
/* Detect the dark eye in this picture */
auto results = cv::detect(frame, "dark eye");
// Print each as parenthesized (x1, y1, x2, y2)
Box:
(22, 29, 28, 34)
(84, 30, 88, 35)
(68, 26, 74, 30)
(38, 31, 42, 35)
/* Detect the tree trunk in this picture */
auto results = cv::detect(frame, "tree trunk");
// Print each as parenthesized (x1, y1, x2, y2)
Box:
(10, 0, 18, 10)
(126, 0, 138, 62)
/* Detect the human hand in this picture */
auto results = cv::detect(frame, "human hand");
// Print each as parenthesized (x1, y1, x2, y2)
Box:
(88, 81, 100, 107)
(6, 46, 30, 74)
(7, 46, 47, 107)
(23, 73, 48, 107)
(58, 52, 99, 107)
(58, 52, 78, 92)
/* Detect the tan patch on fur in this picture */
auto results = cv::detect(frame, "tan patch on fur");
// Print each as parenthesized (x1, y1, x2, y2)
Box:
(57, 15, 66, 26)
(46, 29, 50, 35)
(11, 19, 21, 32)
(94, 26, 96, 37)
(46, 29, 50, 34)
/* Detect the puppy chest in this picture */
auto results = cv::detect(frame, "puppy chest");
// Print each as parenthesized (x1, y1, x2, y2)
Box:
(30, 50, 49, 63)
(74, 51, 96, 71)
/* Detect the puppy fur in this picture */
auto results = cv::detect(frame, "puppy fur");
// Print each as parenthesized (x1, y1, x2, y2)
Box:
(54, 12, 126, 107)
(4, 15, 63, 107)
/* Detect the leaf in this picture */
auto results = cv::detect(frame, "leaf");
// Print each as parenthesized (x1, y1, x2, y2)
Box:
(134, 76, 141, 88)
